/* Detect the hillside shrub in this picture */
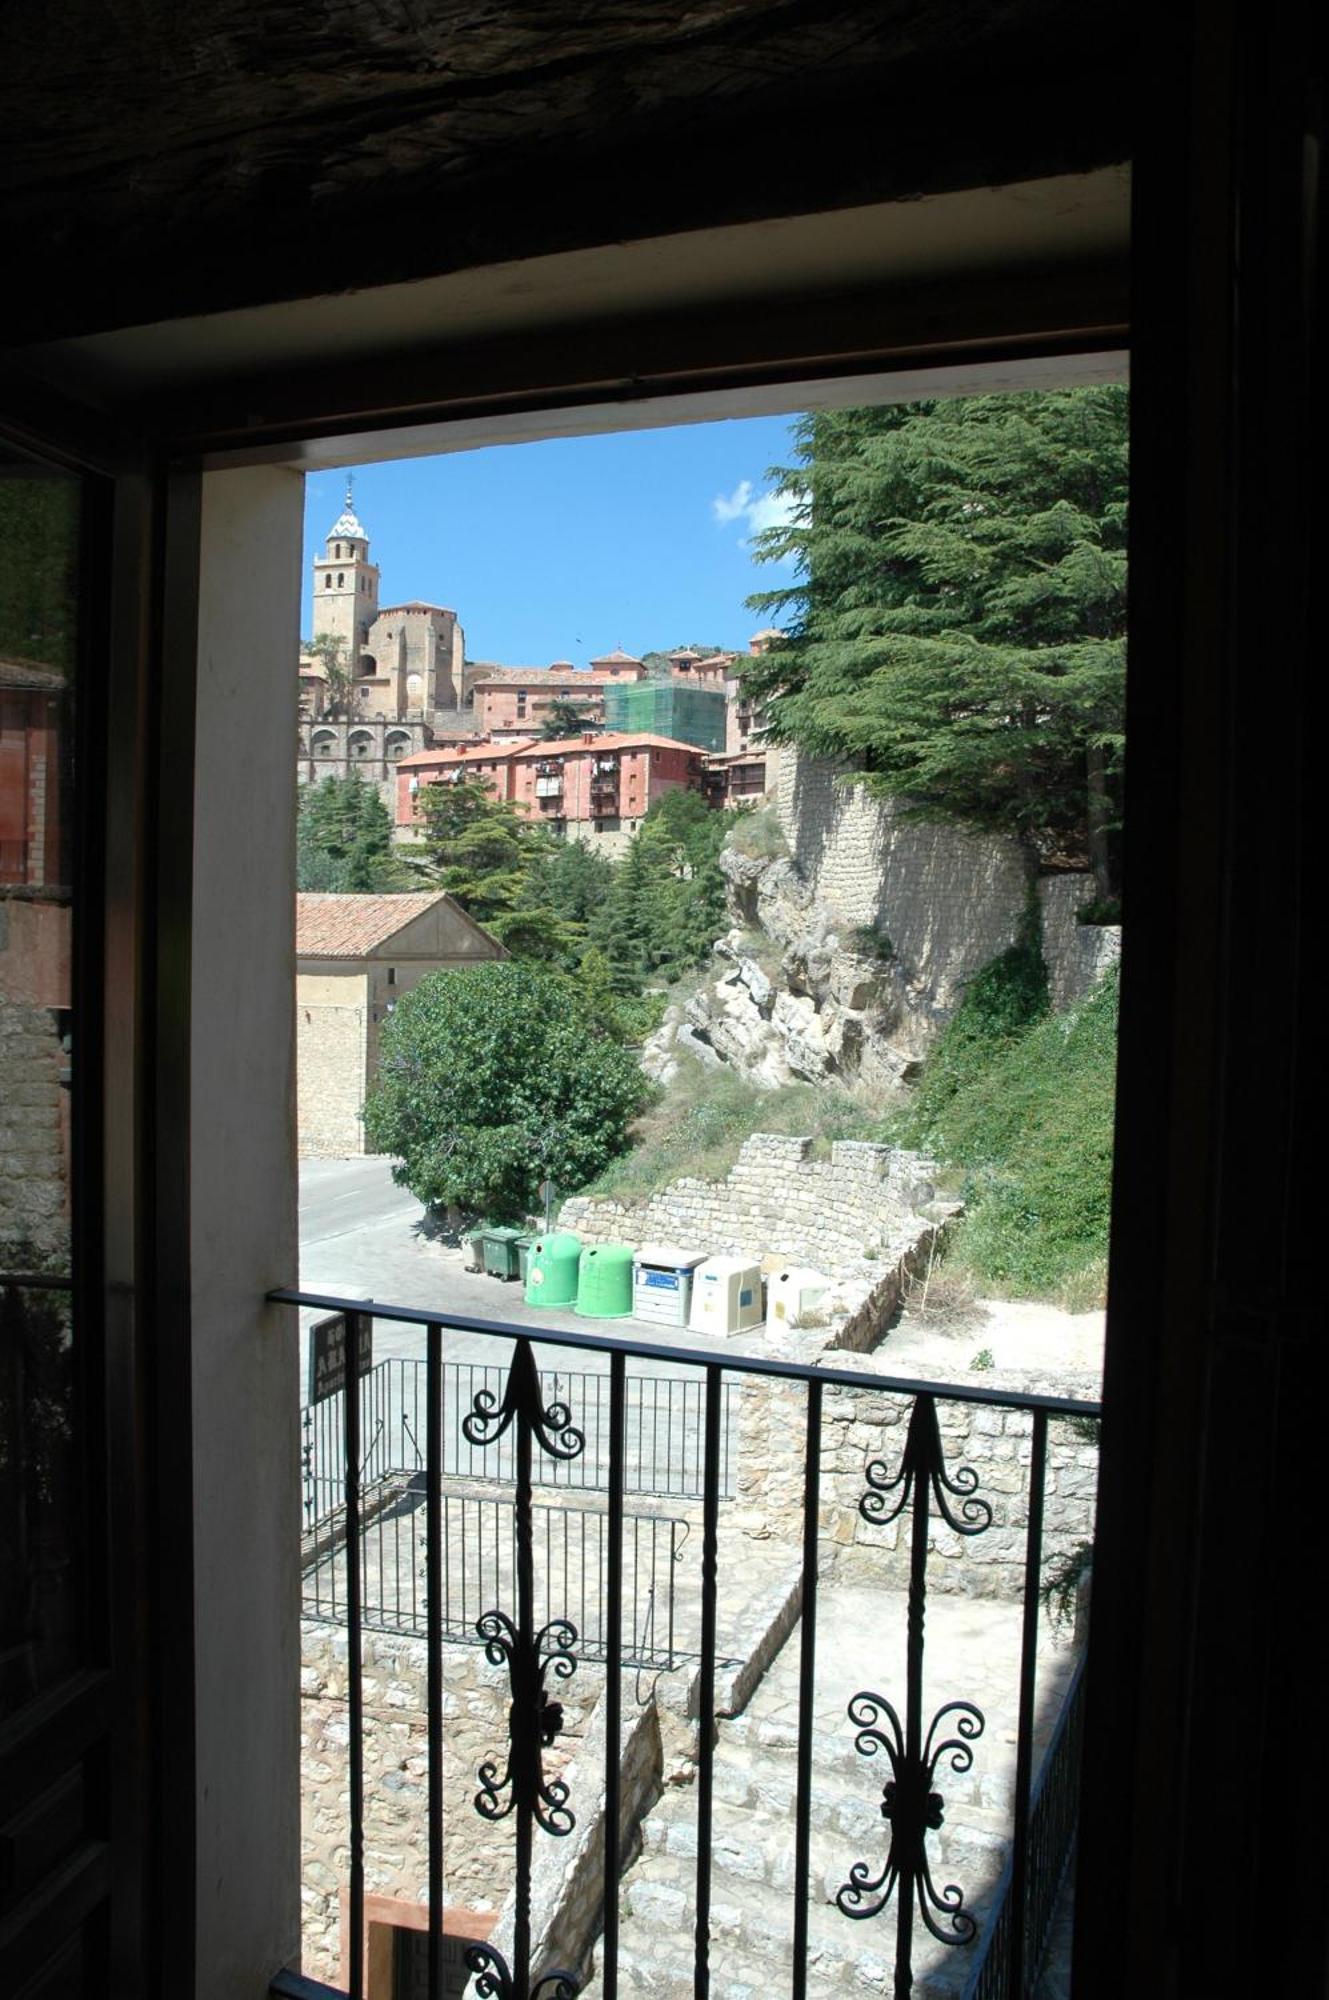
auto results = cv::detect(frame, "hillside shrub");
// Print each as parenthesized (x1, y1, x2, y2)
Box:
(726, 805, 788, 860)
(586, 1058, 884, 1198)
(896, 899, 1049, 1142)
(364, 962, 653, 1221)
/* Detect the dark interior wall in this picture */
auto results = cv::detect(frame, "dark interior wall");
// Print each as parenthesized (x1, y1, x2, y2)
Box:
(2, 0, 1129, 343)
(1078, 3, 1327, 1992)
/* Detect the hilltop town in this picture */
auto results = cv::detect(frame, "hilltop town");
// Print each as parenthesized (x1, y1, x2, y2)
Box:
(298, 484, 777, 853)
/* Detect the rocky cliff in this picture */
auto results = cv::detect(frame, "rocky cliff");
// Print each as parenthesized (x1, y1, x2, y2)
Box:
(643, 751, 1121, 1093)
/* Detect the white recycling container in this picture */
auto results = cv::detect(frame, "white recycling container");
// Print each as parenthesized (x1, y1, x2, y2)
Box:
(632, 1247, 708, 1328)
(769, 1266, 831, 1325)
(687, 1255, 764, 1336)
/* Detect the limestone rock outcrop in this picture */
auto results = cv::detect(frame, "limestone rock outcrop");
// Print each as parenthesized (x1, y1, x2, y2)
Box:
(641, 847, 941, 1092)
(643, 757, 1122, 1095)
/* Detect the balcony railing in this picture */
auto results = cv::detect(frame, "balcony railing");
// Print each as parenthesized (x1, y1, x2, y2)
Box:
(271, 1287, 1098, 2000)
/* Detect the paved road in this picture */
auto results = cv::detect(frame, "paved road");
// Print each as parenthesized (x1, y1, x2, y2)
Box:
(296, 1157, 750, 1518)
(296, 1156, 760, 1391)
(299, 1155, 421, 1248)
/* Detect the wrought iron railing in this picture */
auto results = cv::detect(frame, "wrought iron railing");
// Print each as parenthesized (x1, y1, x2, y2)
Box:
(960, 1655, 1087, 2000)
(304, 1486, 688, 1671)
(301, 1357, 735, 1530)
(272, 1286, 1098, 2000)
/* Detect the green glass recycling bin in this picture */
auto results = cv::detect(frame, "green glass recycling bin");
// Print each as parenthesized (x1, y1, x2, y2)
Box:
(481, 1225, 526, 1280)
(575, 1243, 635, 1319)
(516, 1236, 535, 1283)
(523, 1231, 583, 1307)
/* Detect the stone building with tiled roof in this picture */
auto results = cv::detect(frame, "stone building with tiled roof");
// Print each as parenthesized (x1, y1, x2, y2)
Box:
(295, 890, 504, 1157)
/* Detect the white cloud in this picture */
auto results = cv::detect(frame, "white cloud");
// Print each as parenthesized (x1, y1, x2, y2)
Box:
(745, 488, 796, 537)
(712, 479, 796, 557)
(712, 479, 755, 526)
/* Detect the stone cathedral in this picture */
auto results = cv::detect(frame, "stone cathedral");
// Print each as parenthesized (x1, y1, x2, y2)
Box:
(298, 484, 470, 801)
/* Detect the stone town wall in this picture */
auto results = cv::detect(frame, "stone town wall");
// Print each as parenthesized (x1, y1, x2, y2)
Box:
(297, 982, 368, 1159)
(732, 1354, 1098, 1602)
(774, 748, 1120, 1018)
(299, 1621, 609, 1984)
(1037, 874, 1122, 1011)
(559, 1133, 940, 1282)
(774, 751, 1029, 1012)
(0, 990, 67, 1260)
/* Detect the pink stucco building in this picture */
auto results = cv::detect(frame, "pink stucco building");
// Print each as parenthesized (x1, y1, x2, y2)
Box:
(396, 729, 704, 848)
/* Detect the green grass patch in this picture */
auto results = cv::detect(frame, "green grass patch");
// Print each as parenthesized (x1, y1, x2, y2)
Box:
(584, 1056, 887, 1199)
(897, 901, 1049, 1137)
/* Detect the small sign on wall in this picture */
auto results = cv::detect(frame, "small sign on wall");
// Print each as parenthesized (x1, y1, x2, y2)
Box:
(393, 1926, 486, 1999)
(307, 1311, 372, 1406)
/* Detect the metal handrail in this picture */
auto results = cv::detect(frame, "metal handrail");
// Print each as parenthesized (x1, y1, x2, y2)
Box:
(269, 1285, 1100, 1419)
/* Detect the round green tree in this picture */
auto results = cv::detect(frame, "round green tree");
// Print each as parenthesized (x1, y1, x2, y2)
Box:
(363, 961, 653, 1220)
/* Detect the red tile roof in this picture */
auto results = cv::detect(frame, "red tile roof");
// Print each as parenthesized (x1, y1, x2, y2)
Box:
(396, 739, 534, 770)
(296, 892, 457, 958)
(512, 731, 700, 758)
(469, 665, 603, 686)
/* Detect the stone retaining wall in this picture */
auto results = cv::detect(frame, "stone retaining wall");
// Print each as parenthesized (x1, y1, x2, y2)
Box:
(560, 1132, 941, 1282)
(0, 991, 68, 1261)
(300, 1622, 603, 1983)
(299, 1555, 806, 1991)
(775, 750, 1029, 1011)
(732, 1352, 1098, 1602)
(774, 747, 1121, 1022)
(1037, 873, 1122, 1011)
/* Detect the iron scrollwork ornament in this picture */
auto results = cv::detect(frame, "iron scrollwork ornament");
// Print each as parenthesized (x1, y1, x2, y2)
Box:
(464, 1941, 580, 2000)
(462, 1339, 586, 1464)
(836, 1694, 985, 1944)
(858, 1393, 994, 1540)
(474, 1611, 579, 1834)
(838, 1394, 993, 1971)
(465, 1342, 585, 1839)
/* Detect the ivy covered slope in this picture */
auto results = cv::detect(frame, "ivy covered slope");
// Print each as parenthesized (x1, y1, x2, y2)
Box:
(894, 923, 1119, 1305)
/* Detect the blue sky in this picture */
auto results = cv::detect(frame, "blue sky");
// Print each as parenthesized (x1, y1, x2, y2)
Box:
(301, 413, 800, 665)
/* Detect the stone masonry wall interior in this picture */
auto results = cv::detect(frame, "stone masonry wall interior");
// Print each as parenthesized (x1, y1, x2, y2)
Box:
(0, 997, 68, 1261)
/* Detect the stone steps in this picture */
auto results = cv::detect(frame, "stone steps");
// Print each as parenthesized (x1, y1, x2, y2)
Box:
(577, 1595, 1018, 2000)
(635, 1782, 1008, 1890)
(585, 1851, 983, 1997)
(707, 1732, 1015, 1825)
(570, 1581, 1071, 2000)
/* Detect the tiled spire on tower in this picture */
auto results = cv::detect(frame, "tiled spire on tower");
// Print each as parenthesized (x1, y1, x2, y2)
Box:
(330, 475, 365, 542)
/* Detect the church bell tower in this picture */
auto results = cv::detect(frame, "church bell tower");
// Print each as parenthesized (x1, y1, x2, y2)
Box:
(310, 478, 381, 667)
